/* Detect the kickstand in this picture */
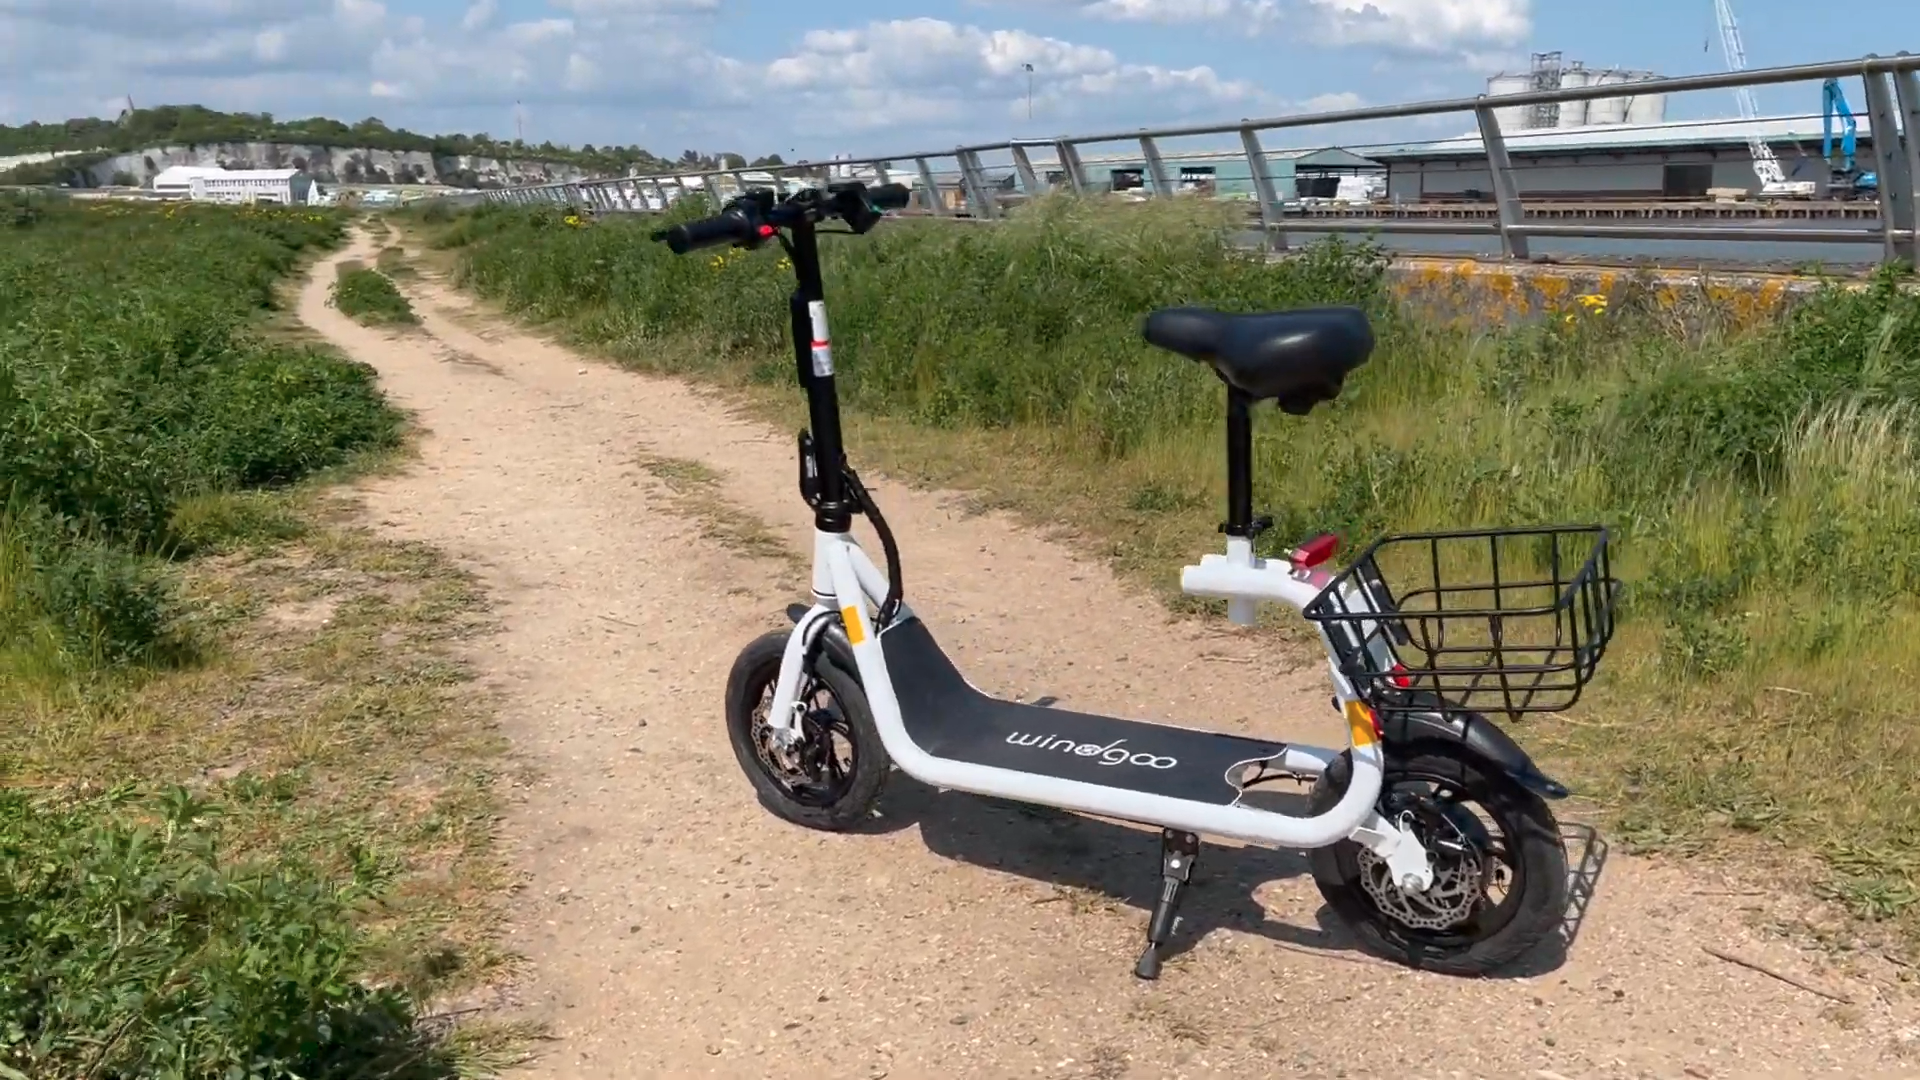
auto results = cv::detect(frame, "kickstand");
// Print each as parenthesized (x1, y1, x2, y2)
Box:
(1134, 828, 1200, 981)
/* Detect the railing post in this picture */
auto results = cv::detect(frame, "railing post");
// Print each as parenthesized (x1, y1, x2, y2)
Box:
(1056, 140, 1087, 193)
(914, 156, 947, 215)
(1009, 144, 1040, 196)
(648, 179, 669, 210)
(1140, 135, 1172, 198)
(1241, 127, 1286, 254)
(1863, 69, 1917, 267)
(1878, 64, 1920, 267)
(958, 149, 998, 220)
(704, 175, 724, 211)
(732, 169, 750, 196)
(1474, 102, 1531, 261)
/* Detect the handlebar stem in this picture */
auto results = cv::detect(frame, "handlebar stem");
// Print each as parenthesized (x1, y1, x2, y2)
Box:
(651, 180, 910, 536)
(786, 221, 854, 533)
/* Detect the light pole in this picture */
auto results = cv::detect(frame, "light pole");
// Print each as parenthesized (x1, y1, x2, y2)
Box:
(1023, 63, 1034, 122)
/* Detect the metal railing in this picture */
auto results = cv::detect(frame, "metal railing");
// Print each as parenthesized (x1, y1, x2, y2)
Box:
(445, 52, 1920, 266)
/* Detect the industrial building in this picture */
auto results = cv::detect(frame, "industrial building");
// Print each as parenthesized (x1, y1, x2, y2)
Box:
(1370, 115, 1875, 201)
(189, 169, 313, 205)
(1483, 52, 1670, 132)
(149, 165, 315, 205)
(150, 165, 226, 197)
(1017, 146, 1384, 200)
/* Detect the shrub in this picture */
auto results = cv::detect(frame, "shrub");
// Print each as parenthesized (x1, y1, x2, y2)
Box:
(331, 263, 418, 325)
(0, 787, 444, 1080)
(0, 200, 399, 668)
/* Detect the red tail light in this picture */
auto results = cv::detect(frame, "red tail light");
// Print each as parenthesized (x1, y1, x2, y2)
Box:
(1290, 533, 1340, 568)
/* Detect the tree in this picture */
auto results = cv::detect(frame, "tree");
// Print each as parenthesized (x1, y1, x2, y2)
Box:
(751, 154, 785, 167)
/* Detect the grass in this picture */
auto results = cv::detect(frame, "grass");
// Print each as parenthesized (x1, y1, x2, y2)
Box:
(2, 196, 518, 1076)
(333, 260, 420, 326)
(634, 452, 802, 573)
(378, 244, 420, 279)
(418, 193, 1920, 944)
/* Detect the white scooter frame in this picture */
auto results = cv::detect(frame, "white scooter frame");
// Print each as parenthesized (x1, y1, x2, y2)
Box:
(762, 527, 1440, 894)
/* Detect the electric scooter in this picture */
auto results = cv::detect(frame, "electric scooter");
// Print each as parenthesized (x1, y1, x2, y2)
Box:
(652, 182, 1620, 980)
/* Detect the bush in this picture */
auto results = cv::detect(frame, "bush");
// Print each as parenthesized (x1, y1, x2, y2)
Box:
(0, 787, 444, 1080)
(331, 263, 418, 325)
(0, 201, 400, 666)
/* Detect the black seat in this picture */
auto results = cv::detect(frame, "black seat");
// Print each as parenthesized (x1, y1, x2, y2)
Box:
(1142, 306, 1374, 414)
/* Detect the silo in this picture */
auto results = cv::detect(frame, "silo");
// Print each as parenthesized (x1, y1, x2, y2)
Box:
(1586, 69, 1632, 125)
(1486, 73, 1536, 133)
(1558, 66, 1593, 128)
(1624, 72, 1667, 126)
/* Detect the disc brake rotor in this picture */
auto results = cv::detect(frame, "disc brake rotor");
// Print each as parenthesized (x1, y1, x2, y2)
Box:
(755, 682, 844, 787)
(1355, 795, 1492, 932)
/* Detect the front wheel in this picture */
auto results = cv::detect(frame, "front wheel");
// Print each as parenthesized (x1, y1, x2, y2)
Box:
(724, 629, 890, 831)
(1307, 745, 1568, 976)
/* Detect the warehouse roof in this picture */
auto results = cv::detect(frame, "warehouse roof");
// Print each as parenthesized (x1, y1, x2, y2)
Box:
(194, 169, 304, 181)
(151, 165, 226, 186)
(1369, 113, 1877, 161)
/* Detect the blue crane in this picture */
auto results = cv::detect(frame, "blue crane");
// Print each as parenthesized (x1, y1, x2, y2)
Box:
(1821, 77, 1878, 197)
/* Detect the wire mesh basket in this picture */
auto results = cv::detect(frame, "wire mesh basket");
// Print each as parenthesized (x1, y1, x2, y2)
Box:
(1300, 525, 1620, 718)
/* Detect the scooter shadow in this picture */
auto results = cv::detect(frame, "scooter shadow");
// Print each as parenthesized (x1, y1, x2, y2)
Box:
(838, 774, 1608, 979)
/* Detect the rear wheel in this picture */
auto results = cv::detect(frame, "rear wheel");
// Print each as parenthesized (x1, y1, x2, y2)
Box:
(1307, 746, 1567, 976)
(723, 630, 889, 831)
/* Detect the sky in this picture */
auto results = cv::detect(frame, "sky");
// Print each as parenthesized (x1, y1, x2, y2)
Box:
(0, 0, 1912, 161)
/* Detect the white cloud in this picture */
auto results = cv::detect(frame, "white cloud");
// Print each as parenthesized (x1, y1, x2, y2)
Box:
(0, 0, 1366, 158)
(459, 0, 494, 32)
(757, 17, 1277, 139)
(977, 0, 1527, 56)
(1304, 0, 1529, 54)
(1080, 0, 1279, 26)
(253, 27, 288, 61)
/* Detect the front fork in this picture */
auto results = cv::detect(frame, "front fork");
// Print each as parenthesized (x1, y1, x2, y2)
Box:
(763, 607, 834, 753)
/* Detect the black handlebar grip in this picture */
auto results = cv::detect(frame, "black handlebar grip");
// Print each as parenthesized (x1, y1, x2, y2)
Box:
(868, 183, 912, 211)
(659, 209, 754, 254)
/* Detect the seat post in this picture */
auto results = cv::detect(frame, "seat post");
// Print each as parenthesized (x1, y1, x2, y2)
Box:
(1222, 387, 1254, 537)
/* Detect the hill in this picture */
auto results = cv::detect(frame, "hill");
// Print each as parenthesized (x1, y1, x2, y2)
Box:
(0, 104, 786, 188)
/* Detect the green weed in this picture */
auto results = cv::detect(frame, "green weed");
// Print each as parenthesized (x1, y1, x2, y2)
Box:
(332, 262, 419, 326)
(0, 200, 398, 665)
(1, 202, 504, 1076)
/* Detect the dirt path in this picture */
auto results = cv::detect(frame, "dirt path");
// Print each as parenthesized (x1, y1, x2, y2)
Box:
(299, 234, 1918, 1079)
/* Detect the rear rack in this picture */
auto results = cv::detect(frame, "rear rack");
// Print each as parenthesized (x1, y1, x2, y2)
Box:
(1300, 525, 1620, 719)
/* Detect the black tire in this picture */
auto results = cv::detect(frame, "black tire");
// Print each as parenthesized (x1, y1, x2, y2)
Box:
(1307, 744, 1568, 976)
(723, 629, 889, 831)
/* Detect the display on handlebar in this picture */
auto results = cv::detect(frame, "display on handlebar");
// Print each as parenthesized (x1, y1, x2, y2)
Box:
(649, 180, 909, 255)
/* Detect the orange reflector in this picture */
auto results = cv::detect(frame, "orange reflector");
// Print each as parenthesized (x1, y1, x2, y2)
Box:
(1344, 700, 1380, 748)
(840, 605, 866, 646)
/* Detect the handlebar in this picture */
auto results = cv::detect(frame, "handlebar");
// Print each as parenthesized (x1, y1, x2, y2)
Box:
(652, 181, 911, 255)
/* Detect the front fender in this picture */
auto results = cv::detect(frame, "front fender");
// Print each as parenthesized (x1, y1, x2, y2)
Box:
(785, 603, 858, 675)
(1380, 709, 1569, 800)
